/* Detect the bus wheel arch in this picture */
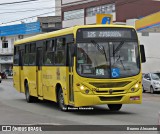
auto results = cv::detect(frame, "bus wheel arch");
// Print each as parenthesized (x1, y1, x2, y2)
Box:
(55, 83, 68, 111)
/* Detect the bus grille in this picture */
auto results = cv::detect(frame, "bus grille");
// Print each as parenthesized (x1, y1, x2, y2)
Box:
(89, 81, 131, 88)
(99, 96, 123, 101)
(95, 90, 124, 94)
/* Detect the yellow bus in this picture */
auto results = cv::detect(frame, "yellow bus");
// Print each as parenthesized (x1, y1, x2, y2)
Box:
(13, 25, 146, 111)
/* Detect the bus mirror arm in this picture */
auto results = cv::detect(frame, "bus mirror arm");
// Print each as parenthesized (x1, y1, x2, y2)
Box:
(140, 45, 146, 63)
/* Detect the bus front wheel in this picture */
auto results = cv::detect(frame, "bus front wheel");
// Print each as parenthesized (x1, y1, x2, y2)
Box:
(58, 88, 68, 111)
(25, 82, 35, 103)
(108, 104, 122, 111)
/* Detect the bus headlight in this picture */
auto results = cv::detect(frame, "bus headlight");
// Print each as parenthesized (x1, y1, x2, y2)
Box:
(80, 85, 84, 90)
(78, 84, 93, 95)
(135, 83, 139, 88)
(128, 83, 140, 93)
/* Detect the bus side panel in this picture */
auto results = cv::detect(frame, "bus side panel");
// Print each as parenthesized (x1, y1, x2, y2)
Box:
(20, 67, 25, 93)
(24, 66, 37, 97)
(42, 66, 55, 101)
(57, 67, 68, 104)
(13, 66, 21, 92)
(42, 66, 68, 103)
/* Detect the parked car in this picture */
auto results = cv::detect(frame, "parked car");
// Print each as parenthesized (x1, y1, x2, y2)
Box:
(142, 72, 160, 93)
(0, 75, 1, 83)
(3, 69, 13, 76)
(0, 72, 7, 79)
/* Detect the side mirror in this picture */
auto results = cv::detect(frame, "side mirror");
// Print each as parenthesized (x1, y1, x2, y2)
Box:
(140, 45, 146, 63)
(146, 78, 151, 81)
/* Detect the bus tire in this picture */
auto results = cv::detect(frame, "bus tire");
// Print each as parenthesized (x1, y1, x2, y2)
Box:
(58, 88, 68, 111)
(108, 104, 122, 111)
(25, 82, 35, 103)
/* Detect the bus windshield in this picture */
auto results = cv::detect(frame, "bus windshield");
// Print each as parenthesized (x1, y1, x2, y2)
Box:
(76, 41, 140, 78)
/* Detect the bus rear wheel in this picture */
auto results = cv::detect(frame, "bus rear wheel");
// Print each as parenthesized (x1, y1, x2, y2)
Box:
(108, 104, 122, 111)
(25, 82, 35, 103)
(58, 88, 68, 111)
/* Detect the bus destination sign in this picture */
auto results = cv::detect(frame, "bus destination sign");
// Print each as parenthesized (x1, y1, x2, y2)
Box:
(83, 30, 132, 39)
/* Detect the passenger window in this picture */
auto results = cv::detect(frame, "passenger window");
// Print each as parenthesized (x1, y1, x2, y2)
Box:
(24, 44, 29, 65)
(44, 40, 55, 65)
(14, 46, 19, 65)
(28, 43, 36, 65)
(55, 38, 66, 65)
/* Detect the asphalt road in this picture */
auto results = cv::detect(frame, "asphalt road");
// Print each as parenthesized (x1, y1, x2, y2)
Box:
(0, 79, 160, 134)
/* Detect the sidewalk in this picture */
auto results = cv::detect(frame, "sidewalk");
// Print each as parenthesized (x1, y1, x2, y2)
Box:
(7, 76, 13, 79)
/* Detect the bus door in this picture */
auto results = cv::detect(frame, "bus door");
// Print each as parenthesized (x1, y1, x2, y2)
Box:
(68, 44, 74, 104)
(36, 47, 43, 97)
(19, 50, 24, 93)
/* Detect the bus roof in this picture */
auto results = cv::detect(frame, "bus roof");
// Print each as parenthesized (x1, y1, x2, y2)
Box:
(14, 24, 135, 45)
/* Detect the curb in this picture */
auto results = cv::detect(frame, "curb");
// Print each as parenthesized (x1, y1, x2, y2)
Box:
(158, 112, 160, 125)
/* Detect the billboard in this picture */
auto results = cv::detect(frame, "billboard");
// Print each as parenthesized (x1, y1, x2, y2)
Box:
(0, 21, 41, 36)
(96, 14, 113, 24)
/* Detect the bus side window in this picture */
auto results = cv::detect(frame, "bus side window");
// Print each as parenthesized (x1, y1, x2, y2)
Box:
(44, 40, 54, 65)
(29, 43, 36, 65)
(55, 38, 66, 65)
(24, 44, 29, 65)
(14, 46, 19, 65)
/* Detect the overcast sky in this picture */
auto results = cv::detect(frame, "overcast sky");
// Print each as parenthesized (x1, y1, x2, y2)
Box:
(0, 0, 55, 26)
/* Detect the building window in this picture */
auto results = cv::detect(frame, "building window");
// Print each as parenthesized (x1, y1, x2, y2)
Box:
(48, 22, 55, 27)
(86, 3, 115, 17)
(64, 9, 84, 21)
(2, 41, 8, 48)
(42, 23, 48, 28)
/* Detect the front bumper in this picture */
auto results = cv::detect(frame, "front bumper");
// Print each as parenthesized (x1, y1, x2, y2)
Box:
(74, 88, 142, 107)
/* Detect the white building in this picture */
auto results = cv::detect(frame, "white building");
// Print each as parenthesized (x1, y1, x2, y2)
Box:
(55, 0, 61, 16)
(127, 12, 160, 73)
(0, 22, 41, 72)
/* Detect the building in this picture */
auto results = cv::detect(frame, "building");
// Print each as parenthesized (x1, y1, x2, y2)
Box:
(0, 22, 41, 72)
(61, 0, 160, 28)
(55, 0, 61, 16)
(135, 12, 160, 73)
(38, 16, 62, 32)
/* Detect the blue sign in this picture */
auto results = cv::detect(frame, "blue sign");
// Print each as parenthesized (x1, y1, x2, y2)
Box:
(0, 21, 41, 36)
(101, 17, 111, 24)
(111, 68, 120, 78)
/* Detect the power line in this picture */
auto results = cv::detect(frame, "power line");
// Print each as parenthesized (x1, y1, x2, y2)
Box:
(0, 0, 141, 25)
(0, 0, 39, 6)
(0, 7, 61, 14)
(0, 6, 56, 11)
(0, 0, 54, 7)
(0, 10, 60, 25)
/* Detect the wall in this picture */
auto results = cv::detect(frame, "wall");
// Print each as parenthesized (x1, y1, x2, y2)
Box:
(55, 0, 61, 16)
(138, 33, 160, 73)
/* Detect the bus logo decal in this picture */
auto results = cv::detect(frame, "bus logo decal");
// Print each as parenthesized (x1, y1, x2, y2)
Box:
(109, 89, 113, 94)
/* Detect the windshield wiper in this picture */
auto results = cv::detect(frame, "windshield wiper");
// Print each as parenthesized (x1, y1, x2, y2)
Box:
(113, 55, 126, 70)
(91, 40, 108, 61)
(113, 41, 124, 55)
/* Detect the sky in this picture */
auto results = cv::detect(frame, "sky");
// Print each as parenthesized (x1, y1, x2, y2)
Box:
(0, 0, 56, 26)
